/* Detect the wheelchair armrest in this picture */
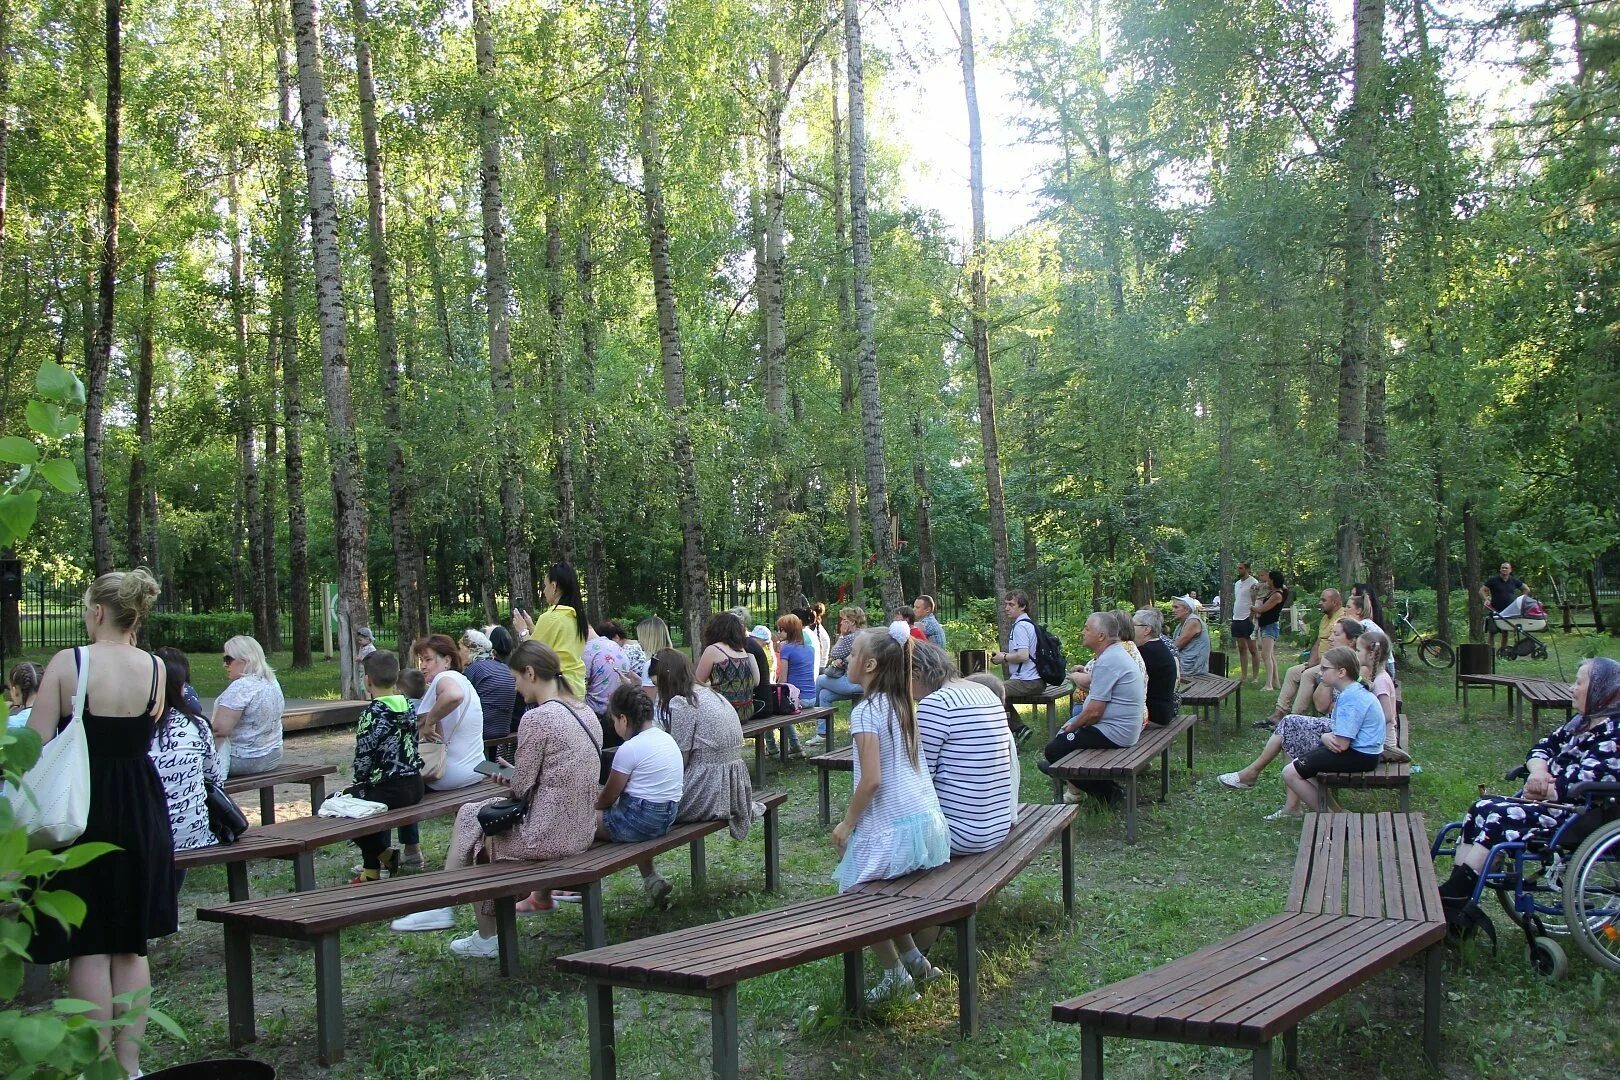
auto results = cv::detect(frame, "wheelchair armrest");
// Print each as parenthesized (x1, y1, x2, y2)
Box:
(1503, 765, 1529, 782)
(1569, 781, 1620, 801)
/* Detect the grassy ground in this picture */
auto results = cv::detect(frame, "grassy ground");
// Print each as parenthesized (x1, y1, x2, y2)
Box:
(31, 633, 1620, 1077)
(9, 647, 348, 701)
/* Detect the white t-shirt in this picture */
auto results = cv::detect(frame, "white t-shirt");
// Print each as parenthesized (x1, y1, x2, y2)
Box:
(421, 669, 485, 790)
(1007, 616, 1039, 682)
(811, 623, 831, 665)
(1232, 577, 1257, 620)
(216, 674, 285, 764)
(611, 727, 685, 803)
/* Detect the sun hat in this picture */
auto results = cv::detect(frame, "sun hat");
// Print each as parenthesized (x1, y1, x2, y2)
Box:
(749, 624, 772, 643)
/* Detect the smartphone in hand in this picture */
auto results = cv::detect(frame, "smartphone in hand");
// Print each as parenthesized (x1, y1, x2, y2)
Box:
(475, 759, 515, 782)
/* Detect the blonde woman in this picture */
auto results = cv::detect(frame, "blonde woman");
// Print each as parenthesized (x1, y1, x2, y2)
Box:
(213, 634, 286, 776)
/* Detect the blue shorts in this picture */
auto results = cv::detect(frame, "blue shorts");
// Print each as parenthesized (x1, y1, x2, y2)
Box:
(1258, 623, 1280, 640)
(602, 794, 680, 843)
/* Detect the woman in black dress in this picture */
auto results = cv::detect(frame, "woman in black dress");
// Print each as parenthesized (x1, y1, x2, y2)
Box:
(27, 569, 175, 1077)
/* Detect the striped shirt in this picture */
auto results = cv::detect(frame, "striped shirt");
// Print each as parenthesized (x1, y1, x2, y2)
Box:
(916, 681, 1018, 854)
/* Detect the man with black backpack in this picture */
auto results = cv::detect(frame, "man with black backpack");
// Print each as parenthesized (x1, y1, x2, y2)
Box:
(992, 590, 1058, 744)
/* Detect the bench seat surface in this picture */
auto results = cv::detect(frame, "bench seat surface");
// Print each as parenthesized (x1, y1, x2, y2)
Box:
(857, 803, 1075, 907)
(1319, 716, 1410, 788)
(1286, 812, 1445, 926)
(1048, 712, 1195, 778)
(555, 892, 973, 991)
(1052, 911, 1441, 1044)
(1179, 674, 1240, 705)
(810, 745, 854, 771)
(222, 763, 336, 794)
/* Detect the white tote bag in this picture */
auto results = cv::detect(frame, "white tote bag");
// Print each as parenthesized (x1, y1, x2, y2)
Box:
(7, 646, 91, 849)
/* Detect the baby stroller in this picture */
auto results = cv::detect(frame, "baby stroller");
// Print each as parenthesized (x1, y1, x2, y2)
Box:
(1432, 774, 1620, 978)
(1491, 595, 1549, 661)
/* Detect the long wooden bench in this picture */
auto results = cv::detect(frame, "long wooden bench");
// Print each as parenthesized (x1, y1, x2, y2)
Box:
(1179, 672, 1242, 747)
(223, 763, 337, 825)
(1043, 712, 1197, 842)
(1461, 672, 1572, 728)
(280, 699, 368, 733)
(1317, 714, 1412, 811)
(557, 803, 1076, 1078)
(810, 744, 853, 824)
(1052, 812, 1446, 1078)
(176, 781, 503, 900)
(1005, 680, 1074, 740)
(199, 790, 788, 1065)
(739, 705, 835, 784)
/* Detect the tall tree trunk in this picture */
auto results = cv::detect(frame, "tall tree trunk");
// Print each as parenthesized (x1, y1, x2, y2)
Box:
(424, 210, 455, 364)
(1463, 498, 1483, 643)
(1335, 0, 1385, 583)
(1430, 453, 1451, 642)
(912, 413, 937, 600)
(636, 1, 710, 647)
(472, 0, 531, 607)
(1022, 341, 1040, 612)
(831, 46, 861, 606)
(843, 0, 902, 614)
(762, 46, 800, 610)
(544, 132, 576, 564)
(960, 0, 1010, 632)
(84, 0, 121, 576)
(276, 1, 311, 667)
(127, 261, 155, 570)
(576, 141, 609, 621)
(352, 0, 420, 654)
(261, 318, 280, 648)
(227, 160, 267, 641)
(0, 0, 10, 289)
(291, 0, 370, 696)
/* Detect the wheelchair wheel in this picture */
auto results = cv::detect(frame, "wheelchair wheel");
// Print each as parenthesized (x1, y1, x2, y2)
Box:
(1563, 819, 1620, 974)
(1419, 639, 1455, 669)
(1526, 937, 1569, 979)
(1494, 878, 1571, 936)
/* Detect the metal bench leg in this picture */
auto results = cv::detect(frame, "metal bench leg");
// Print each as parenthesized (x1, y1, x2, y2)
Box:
(293, 851, 316, 892)
(1080, 1027, 1102, 1080)
(842, 949, 865, 1019)
(1125, 773, 1138, 844)
(259, 787, 276, 825)
(711, 985, 740, 1080)
(1423, 944, 1441, 1069)
(494, 896, 519, 977)
(226, 861, 250, 902)
(1051, 768, 1063, 804)
(1283, 1027, 1298, 1071)
(1046, 699, 1057, 742)
(690, 836, 707, 892)
(764, 801, 780, 892)
(1316, 782, 1330, 813)
(582, 880, 606, 950)
(1252, 1038, 1272, 1080)
(309, 775, 327, 812)
(223, 925, 256, 1048)
(1159, 748, 1170, 801)
(313, 933, 344, 1065)
(955, 913, 979, 1037)
(1061, 820, 1075, 917)
(586, 981, 616, 1080)
(817, 767, 830, 826)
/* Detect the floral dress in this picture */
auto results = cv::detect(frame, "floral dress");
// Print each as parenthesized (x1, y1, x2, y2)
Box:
(834, 694, 951, 891)
(665, 685, 757, 840)
(1458, 713, 1620, 850)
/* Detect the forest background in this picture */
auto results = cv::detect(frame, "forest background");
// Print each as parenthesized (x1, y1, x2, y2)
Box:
(0, 0, 1616, 696)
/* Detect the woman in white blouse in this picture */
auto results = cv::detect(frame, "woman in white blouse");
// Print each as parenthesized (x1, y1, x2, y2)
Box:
(412, 634, 486, 790)
(212, 635, 285, 776)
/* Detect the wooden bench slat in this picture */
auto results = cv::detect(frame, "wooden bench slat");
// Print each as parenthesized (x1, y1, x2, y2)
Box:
(1285, 814, 1318, 912)
(1376, 813, 1405, 921)
(1047, 713, 1194, 777)
(221, 764, 337, 794)
(859, 804, 1075, 906)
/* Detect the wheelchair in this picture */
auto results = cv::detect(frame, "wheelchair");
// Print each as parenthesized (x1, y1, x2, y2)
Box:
(1432, 773, 1620, 979)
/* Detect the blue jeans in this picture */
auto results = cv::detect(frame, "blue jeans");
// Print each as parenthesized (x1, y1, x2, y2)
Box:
(602, 795, 680, 843)
(816, 673, 862, 731)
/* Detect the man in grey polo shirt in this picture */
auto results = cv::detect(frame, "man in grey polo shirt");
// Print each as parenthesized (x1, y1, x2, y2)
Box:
(1036, 612, 1144, 805)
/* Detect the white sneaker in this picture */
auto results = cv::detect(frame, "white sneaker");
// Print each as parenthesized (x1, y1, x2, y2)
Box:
(449, 931, 500, 958)
(803, 735, 826, 751)
(1218, 772, 1254, 791)
(391, 907, 454, 932)
(1264, 809, 1303, 822)
(865, 967, 920, 1005)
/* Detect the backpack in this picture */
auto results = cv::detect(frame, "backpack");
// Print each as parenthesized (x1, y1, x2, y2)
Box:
(1031, 621, 1068, 686)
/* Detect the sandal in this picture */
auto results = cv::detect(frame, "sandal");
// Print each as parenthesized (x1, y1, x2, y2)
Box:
(515, 896, 557, 915)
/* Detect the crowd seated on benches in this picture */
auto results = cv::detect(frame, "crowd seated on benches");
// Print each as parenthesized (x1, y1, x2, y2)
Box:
(1169, 595, 1210, 676)
(1437, 657, 1620, 912)
(1037, 611, 1145, 806)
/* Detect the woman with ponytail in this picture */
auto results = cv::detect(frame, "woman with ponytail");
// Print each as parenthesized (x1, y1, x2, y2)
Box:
(831, 626, 951, 1005)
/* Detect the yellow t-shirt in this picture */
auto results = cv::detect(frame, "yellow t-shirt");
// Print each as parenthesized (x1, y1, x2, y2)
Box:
(1314, 613, 1336, 656)
(532, 604, 587, 695)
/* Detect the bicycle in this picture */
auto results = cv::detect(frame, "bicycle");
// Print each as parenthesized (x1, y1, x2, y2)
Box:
(1393, 596, 1455, 669)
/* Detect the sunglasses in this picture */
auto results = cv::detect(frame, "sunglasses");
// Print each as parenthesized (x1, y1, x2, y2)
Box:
(222, 654, 237, 665)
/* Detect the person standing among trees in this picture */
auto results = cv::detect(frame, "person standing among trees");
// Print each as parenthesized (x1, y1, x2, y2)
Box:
(1230, 563, 1259, 683)
(514, 563, 589, 694)
(26, 570, 174, 1078)
(1253, 570, 1288, 692)
(1480, 560, 1529, 650)
(991, 590, 1040, 743)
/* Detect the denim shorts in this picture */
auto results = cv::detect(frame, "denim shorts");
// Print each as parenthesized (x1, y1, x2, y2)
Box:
(602, 794, 680, 843)
(1258, 623, 1280, 639)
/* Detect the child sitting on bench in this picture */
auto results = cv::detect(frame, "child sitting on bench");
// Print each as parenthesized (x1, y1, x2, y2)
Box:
(596, 684, 684, 851)
(351, 650, 425, 882)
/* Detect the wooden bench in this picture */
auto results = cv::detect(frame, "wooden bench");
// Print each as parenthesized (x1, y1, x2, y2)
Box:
(1043, 712, 1197, 842)
(222, 763, 337, 825)
(1005, 680, 1074, 740)
(810, 744, 853, 825)
(739, 705, 835, 784)
(1179, 672, 1242, 747)
(557, 802, 1075, 1078)
(1317, 714, 1412, 811)
(176, 781, 503, 900)
(199, 790, 788, 1064)
(1459, 673, 1572, 728)
(1052, 812, 1446, 1078)
(280, 699, 368, 733)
